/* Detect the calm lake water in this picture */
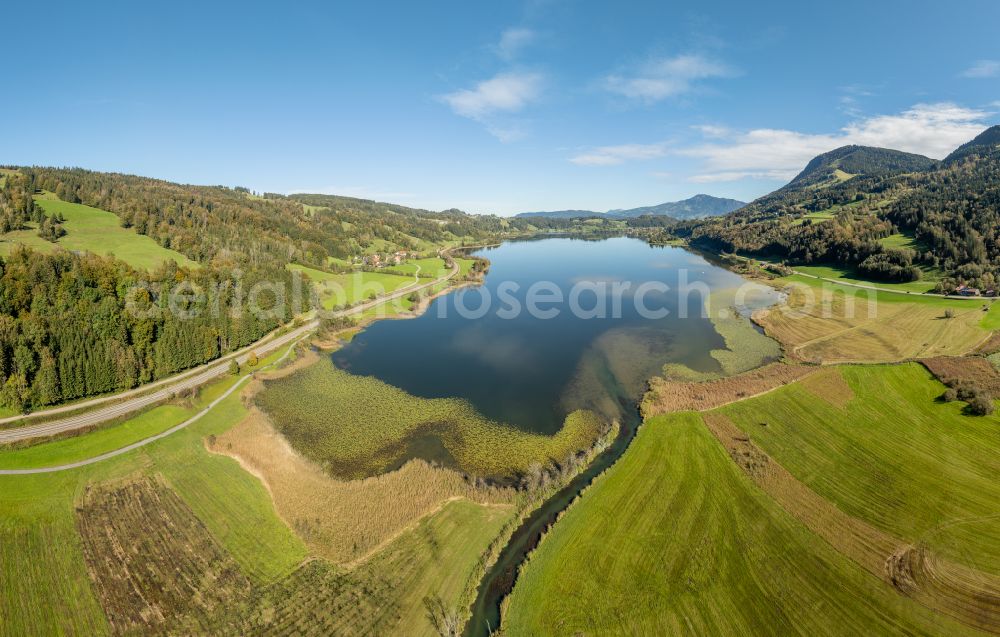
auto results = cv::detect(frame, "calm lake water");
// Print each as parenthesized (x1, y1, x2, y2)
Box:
(332, 236, 772, 433)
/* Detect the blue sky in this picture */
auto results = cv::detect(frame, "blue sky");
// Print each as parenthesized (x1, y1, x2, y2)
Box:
(2, 0, 998, 215)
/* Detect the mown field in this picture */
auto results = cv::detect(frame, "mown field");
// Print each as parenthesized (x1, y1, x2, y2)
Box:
(716, 363, 1000, 577)
(0, 359, 306, 635)
(502, 412, 979, 635)
(67, 471, 510, 636)
(255, 358, 607, 481)
(758, 275, 992, 362)
(0, 193, 197, 270)
(0, 339, 514, 635)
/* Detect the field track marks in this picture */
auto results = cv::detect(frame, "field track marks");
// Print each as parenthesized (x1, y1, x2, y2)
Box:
(703, 412, 1000, 633)
(75, 476, 253, 635)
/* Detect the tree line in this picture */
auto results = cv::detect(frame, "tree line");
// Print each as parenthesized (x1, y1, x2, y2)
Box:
(0, 246, 300, 412)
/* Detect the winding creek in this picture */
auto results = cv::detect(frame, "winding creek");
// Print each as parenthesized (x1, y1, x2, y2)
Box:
(330, 236, 779, 634)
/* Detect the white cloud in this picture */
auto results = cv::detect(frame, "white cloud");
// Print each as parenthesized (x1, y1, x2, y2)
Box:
(440, 72, 544, 120)
(692, 124, 731, 138)
(495, 28, 536, 61)
(682, 103, 990, 183)
(961, 60, 1000, 79)
(841, 103, 988, 157)
(570, 142, 668, 166)
(602, 54, 733, 102)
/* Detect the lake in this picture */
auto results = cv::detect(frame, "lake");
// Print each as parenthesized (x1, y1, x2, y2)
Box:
(332, 236, 777, 434)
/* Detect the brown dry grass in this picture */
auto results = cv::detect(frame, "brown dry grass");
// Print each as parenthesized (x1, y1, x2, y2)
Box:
(642, 362, 815, 416)
(212, 409, 516, 565)
(974, 331, 1000, 355)
(757, 285, 988, 363)
(921, 356, 1000, 398)
(797, 366, 856, 408)
(75, 476, 254, 635)
(702, 412, 1000, 633)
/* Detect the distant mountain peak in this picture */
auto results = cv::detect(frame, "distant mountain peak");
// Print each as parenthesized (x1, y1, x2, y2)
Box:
(516, 194, 745, 220)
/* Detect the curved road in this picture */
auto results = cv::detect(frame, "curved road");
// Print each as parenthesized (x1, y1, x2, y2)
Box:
(0, 257, 459, 447)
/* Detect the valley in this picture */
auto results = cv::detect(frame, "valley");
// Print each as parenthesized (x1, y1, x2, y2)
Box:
(1, 53, 999, 637)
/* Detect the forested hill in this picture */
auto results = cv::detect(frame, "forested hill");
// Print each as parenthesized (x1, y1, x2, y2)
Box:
(18, 168, 544, 269)
(670, 126, 1000, 290)
(0, 167, 596, 412)
(786, 145, 936, 189)
(944, 125, 1000, 163)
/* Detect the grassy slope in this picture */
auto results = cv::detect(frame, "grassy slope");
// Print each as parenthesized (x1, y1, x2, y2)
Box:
(717, 363, 1000, 575)
(780, 272, 986, 308)
(287, 263, 416, 309)
(0, 353, 307, 635)
(504, 412, 974, 635)
(796, 263, 942, 294)
(0, 194, 197, 270)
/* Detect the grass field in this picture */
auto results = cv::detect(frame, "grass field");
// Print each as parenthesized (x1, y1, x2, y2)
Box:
(255, 358, 606, 481)
(68, 471, 510, 636)
(757, 275, 992, 362)
(502, 412, 978, 635)
(880, 232, 924, 251)
(0, 351, 307, 635)
(0, 195, 197, 270)
(0, 337, 519, 635)
(287, 263, 417, 309)
(456, 257, 477, 278)
(237, 498, 510, 637)
(716, 363, 1000, 577)
(796, 262, 942, 294)
(383, 256, 449, 278)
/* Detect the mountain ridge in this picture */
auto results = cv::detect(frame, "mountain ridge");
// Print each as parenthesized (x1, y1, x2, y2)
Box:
(785, 145, 937, 190)
(516, 194, 746, 220)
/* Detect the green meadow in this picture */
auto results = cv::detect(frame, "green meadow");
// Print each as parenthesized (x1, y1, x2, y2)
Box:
(503, 411, 976, 635)
(780, 272, 990, 309)
(717, 363, 1000, 575)
(0, 194, 197, 270)
(0, 338, 511, 636)
(287, 263, 418, 309)
(0, 354, 306, 635)
(795, 263, 942, 294)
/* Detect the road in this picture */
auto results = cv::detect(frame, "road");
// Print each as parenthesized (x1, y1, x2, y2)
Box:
(0, 333, 306, 475)
(0, 257, 459, 446)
